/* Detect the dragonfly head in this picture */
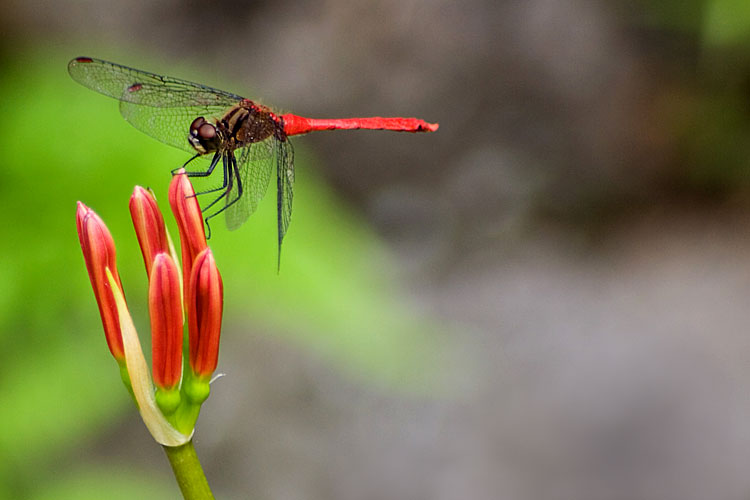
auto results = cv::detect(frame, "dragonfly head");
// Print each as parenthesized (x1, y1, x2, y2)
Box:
(188, 117, 221, 154)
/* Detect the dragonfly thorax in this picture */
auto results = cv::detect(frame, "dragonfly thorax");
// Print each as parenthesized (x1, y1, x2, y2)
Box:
(226, 101, 278, 145)
(187, 102, 279, 155)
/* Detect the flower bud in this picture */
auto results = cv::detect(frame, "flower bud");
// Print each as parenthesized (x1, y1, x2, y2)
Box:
(129, 186, 169, 278)
(169, 169, 207, 286)
(76, 202, 125, 362)
(187, 248, 223, 378)
(148, 253, 183, 390)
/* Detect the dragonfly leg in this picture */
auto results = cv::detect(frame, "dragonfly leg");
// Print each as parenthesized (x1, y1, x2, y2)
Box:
(171, 153, 201, 175)
(204, 153, 244, 230)
(200, 154, 231, 213)
(192, 152, 230, 199)
(175, 152, 222, 178)
(223, 153, 243, 211)
(202, 153, 241, 238)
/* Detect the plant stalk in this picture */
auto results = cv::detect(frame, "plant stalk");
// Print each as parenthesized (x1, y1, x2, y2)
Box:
(163, 440, 215, 499)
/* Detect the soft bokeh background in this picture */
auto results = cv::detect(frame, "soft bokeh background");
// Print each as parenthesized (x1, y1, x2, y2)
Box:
(3, 1, 750, 499)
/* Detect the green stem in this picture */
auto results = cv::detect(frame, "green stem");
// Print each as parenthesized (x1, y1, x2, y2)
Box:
(162, 440, 215, 500)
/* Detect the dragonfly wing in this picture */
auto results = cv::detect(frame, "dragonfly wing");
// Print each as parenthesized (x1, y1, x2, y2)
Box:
(68, 57, 243, 107)
(225, 139, 275, 230)
(276, 139, 295, 260)
(69, 57, 245, 153)
(119, 101, 230, 154)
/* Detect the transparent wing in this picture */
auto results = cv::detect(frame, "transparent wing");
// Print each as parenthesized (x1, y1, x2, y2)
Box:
(69, 57, 245, 152)
(119, 101, 230, 154)
(276, 139, 295, 255)
(68, 57, 243, 107)
(225, 139, 276, 230)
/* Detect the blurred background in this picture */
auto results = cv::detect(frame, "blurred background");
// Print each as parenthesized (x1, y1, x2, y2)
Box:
(3, 0, 750, 498)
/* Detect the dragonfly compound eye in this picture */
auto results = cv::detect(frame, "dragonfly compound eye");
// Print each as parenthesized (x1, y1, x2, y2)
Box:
(188, 117, 220, 153)
(198, 123, 216, 140)
(190, 116, 206, 132)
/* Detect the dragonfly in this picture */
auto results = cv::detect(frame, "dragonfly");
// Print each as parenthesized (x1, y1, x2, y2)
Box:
(68, 56, 439, 263)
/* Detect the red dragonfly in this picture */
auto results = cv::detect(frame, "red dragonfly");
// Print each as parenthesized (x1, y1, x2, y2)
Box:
(68, 56, 438, 261)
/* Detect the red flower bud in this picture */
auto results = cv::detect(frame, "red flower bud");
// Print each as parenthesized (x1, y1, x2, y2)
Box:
(148, 253, 183, 390)
(76, 202, 125, 362)
(187, 248, 223, 378)
(129, 186, 169, 278)
(169, 169, 208, 287)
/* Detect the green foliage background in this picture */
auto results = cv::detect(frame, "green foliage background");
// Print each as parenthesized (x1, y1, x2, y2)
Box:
(0, 47, 444, 499)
